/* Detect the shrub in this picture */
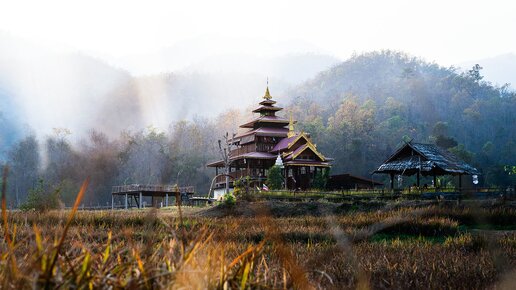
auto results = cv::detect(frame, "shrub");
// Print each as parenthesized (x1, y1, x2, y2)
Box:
(223, 192, 236, 207)
(266, 165, 283, 189)
(20, 179, 62, 211)
(313, 168, 329, 189)
(233, 176, 255, 201)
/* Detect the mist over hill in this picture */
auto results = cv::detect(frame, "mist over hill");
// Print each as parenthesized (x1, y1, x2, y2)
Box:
(458, 53, 516, 89)
(2, 36, 516, 205)
(0, 33, 335, 144)
(0, 32, 144, 140)
(288, 51, 516, 185)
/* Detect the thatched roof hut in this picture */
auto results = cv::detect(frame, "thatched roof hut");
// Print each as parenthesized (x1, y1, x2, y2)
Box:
(374, 142, 479, 189)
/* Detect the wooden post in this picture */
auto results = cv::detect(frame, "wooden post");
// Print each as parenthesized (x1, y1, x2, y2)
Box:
(111, 195, 114, 210)
(139, 192, 142, 209)
(165, 193, 169, 207)
(285, 167, 288, 190)
(175, 192, 180, 206)
(416, 172, 420, 187)
(458, 174, 462, 193)
(124, 194, 128, 209)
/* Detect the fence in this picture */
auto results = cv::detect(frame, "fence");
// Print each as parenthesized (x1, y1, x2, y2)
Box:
(111, 184, 195, 194)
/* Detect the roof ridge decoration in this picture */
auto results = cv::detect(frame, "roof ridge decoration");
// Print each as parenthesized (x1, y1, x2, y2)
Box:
(287, 131, 309, 149)
(287, 111, 295, 138)
(263, 86, 272, 100)
(291, 142, 326, 161)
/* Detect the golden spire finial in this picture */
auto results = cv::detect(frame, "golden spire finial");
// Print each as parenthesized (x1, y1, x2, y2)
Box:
(263, 78, 272, 100)
(288, 111, 295, 138)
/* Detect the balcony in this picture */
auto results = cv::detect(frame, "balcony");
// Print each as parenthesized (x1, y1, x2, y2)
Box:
(229, 143, 257, 157)
(215, 168, 264, 184)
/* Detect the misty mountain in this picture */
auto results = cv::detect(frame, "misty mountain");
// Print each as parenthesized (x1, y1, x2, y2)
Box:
(0, 33, 334, 140)
(109, 37, 340, 82)
(0, 32, 144, 138)
(288, 51, 516, 182)
(0, 83, 21, 158)
(458, 53, 516, 89)
(181, 53, 340, 84)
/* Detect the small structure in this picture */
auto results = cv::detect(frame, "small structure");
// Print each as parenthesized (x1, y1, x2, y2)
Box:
(207, 86, 332, 193)
(373, 141, 480, 190)
(111, 184, 195, 209)
(327, 174, 383, 190)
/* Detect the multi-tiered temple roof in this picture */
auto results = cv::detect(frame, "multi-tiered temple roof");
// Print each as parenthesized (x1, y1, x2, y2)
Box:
(207, 86, 331, 190)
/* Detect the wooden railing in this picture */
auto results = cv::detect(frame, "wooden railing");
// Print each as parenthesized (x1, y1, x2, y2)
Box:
(229, 143, 256, 157)
(112, 184, 195, 194)
(214, 169, 258, 184)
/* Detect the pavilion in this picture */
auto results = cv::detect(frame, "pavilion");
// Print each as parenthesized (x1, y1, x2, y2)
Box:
(373, 141, 480, 190)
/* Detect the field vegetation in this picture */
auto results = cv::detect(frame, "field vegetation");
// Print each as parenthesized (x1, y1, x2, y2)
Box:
(1, 184, 515, 289)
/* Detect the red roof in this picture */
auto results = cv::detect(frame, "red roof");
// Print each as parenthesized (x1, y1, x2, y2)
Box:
(252, 105, 283, 113)
(271, 135, 297, 152)
(235, 127, 289, 139)
(206, 152, 276, 167)
(240, 116, 289, 128)
(259, 99, 276, 106)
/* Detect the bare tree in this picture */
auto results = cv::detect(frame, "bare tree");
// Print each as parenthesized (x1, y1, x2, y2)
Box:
(218, 132, 236, 194)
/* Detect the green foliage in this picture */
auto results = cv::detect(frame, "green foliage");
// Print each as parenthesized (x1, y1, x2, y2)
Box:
(222, 192, 236, 207)
(312, 168, 329, 190)
(20, 179, 62, 211)
(505, 165, 516, 175)
(467, 64, 484, 83)
(449, 144, 475, 164)
(288, 51, 516, 186)
(435, 135, 458, 149)
(233, 176, 255, 201)
(266, 166, 283, 190)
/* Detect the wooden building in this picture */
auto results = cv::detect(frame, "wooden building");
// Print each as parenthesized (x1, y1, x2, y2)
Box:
(327, 174, 383, 190)
(207, 87, 331, 194)
(373, 141, 480, 190)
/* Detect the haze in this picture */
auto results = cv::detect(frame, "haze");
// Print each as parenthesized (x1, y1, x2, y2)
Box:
(2, 0, 516, 70)
(1, 0, 516, 142)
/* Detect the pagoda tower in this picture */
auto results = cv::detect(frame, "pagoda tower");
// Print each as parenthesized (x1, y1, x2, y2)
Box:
(207, 87, 331, 197)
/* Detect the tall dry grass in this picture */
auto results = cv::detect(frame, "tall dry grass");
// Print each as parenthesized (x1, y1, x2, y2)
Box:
(1, 166, 515, 289)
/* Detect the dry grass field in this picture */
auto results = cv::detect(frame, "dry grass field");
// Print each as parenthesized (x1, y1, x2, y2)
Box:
(1, 194, 516, 289)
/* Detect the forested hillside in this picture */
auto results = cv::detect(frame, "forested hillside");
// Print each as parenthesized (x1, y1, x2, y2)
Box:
(3, 50, 516, 207)
(288, 51, 516, 185)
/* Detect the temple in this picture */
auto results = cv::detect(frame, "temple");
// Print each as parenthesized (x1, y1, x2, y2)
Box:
(207, 87, 331, 195)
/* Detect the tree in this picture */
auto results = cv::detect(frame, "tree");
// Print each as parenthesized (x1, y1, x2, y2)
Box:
(19, 179, 62, 211)
(266, 166, 283, 190)
(449, 144, 474, 164)
(467, 64, 484, 83)
(313, 168, 329, 190)
(117, 127, 171, 185)
(435, 135, 458, 149)
(7, 134, 40, 206)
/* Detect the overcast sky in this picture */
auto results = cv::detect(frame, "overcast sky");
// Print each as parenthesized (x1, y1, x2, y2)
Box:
(1, 0, 515, 69)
